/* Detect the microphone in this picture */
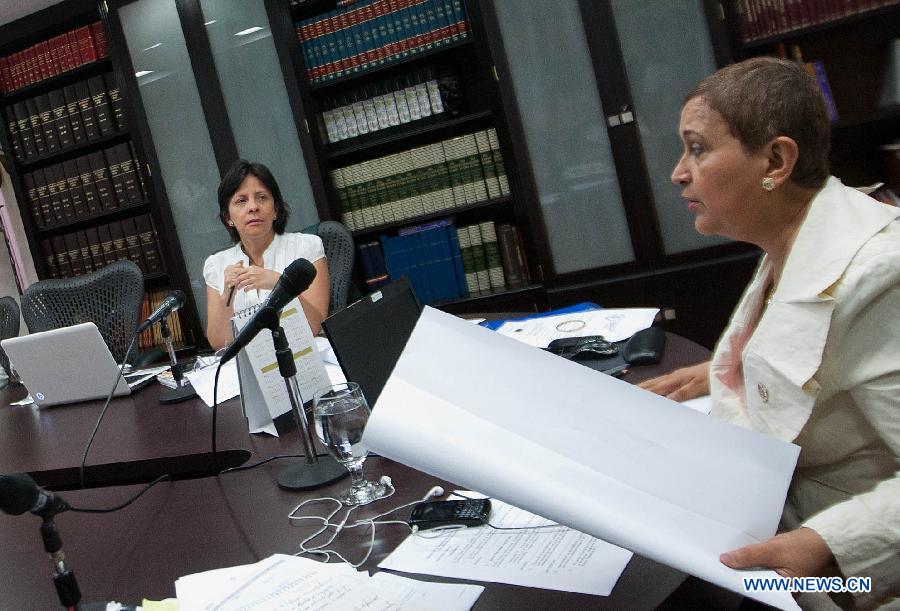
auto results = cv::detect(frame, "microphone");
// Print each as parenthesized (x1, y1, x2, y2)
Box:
(0, 473, 69, 518)
(137, 290, 186, 333)
(219, 258, 317, 365)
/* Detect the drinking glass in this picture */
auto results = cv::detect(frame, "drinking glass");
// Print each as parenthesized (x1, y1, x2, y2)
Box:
(313, 382, 387, 506)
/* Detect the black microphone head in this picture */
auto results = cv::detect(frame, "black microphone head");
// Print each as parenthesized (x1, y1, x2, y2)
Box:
(170, 289, 186, 310)
(280, 258, 317, 295)
(0, 473, 39, 515)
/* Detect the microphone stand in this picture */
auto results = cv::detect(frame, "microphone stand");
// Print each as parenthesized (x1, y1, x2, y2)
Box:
(264, 321, 346, 490)
(40, 517, 80, 609)
(159, 318, 198, 404)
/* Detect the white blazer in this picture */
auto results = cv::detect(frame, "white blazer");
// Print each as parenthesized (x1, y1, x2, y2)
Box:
(710, 177, 900, 608)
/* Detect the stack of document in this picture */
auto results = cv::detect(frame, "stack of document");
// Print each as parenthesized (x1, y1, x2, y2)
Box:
(175, 554, 483, 610)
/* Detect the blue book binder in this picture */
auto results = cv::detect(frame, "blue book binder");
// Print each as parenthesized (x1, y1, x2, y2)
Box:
(479, 302, 602, 331)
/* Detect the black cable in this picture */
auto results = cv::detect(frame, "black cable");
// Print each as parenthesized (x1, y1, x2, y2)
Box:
(67, 474, 172, 514)
(212, 360, 223, 454)
(79, 334, 139, 489)
(218, 454, 304, 474)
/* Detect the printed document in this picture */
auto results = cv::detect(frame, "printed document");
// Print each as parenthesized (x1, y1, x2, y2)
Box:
(364, 307, 801, 610)
(174, 553, 483, 610)
(380, 493, 632, 595)
(496, 307, 658, 347)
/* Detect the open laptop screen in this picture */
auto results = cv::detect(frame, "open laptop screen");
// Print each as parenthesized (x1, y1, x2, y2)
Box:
(322, 277, 422, 409)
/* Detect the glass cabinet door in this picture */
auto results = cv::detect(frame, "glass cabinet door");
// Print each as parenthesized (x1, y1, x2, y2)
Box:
(492, 1, 635, 275)
(118, 0, 224, 323)
(610, 0, 728, 255)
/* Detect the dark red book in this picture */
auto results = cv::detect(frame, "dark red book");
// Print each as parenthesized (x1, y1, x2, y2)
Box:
(90, 22, 108, 58)
(84, 226, 106, 270)
(74, 26, 97, 64)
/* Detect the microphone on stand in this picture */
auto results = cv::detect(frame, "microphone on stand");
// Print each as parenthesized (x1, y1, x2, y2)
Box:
(0, 473, 80, 608)
(138, 290, 193, 405)
(220, 258, 318, 365)
(137, 290, 185, 333)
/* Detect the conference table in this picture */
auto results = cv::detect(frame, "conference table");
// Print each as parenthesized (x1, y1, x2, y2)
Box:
(0, 332, 742, 610)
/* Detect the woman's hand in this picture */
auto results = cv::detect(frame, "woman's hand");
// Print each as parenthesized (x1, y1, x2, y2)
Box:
(721, 528, 835, 578)
(638, 361, 710, 401)
(227, 261, 281, 293)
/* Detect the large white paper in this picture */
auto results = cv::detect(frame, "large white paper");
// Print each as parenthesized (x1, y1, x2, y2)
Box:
(174, 554, 483, 610)
(497, 307, 659, 347)
(380, 493, 632, 595)
(364, 308, 801, 610)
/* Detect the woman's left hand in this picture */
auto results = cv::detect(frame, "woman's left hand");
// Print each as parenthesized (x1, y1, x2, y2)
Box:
(720, 527, 835, 577)
(235, 265, 281, 293)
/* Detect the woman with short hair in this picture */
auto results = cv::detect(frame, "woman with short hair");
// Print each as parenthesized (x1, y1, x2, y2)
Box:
(203, 159, 330, 349)
(642, 57, 900, 608)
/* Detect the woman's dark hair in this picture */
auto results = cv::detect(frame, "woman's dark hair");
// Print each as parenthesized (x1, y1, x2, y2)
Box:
(685, 57, 830, 189)
(217, 159, 291, 243)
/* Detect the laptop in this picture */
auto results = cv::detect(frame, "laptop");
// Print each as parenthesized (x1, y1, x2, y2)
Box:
(1, 322, 131, 407)
(322, 277, 422, 409)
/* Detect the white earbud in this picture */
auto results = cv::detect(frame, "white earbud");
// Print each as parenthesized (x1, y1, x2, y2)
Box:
(423, 486, 444, 500)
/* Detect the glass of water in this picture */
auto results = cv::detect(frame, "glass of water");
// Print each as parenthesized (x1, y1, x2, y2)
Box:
(313, 382, 387, 506)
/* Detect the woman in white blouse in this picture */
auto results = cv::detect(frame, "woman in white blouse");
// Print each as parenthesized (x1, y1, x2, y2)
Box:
(203, 160, 330, 349)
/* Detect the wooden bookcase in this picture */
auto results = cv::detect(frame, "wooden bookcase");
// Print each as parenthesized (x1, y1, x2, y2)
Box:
(0, 0, 202, 352)
(719, 0, 900, 187)
(268, 0, 544, 310)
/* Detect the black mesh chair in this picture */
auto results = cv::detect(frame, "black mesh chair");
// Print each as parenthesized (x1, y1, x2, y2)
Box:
(21, 260, 144, 363)
(0, 296, 21, 381)
(306, 221, 355, 315)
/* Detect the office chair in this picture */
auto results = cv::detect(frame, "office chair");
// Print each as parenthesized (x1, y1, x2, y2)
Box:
(21, 260, 144, 363)
(305, 221, 356, 315)
(0, 296, 21, 382)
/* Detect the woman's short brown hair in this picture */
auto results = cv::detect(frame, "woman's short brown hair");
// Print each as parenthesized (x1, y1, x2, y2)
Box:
(685, 57, 830, 188)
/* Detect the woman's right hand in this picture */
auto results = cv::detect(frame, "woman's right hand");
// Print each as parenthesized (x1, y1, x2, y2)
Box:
(638, 361, 710, 402)
(222, 261, 245, 298)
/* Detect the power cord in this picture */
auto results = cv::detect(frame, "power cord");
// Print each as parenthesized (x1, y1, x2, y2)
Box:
(67, 474, 172, 513)
(79, 333, 139, 489)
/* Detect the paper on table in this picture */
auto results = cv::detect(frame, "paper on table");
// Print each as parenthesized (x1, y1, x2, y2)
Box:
(496, 307, 659, 347)
(380, 492, 632, 595)
(364, 307, 801, 610)
(185, 359, 240, 407)
(174, 554, 483, 610)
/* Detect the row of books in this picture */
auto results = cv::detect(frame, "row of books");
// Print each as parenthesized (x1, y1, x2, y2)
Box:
(20, 143, 148, 230)
(0, 21, 108, 94)
(332, 128, 509, 232)
(5, 72, 125, 163)
(40, 214, 165, 280)
(357, 219, 528, 304)
(139, 288, 186, 350)
(732, 0, 900, 42)
(296, 0, 470, 84)
(320, 67, 460, 144)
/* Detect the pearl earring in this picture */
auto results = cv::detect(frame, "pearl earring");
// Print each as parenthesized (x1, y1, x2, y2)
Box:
(762, 177, 775, 191)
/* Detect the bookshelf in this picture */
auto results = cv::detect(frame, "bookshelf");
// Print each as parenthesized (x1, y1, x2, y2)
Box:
(0, 1, 200, 353)
(273, 0, 541, 308)
(719, 0, 900, 187)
